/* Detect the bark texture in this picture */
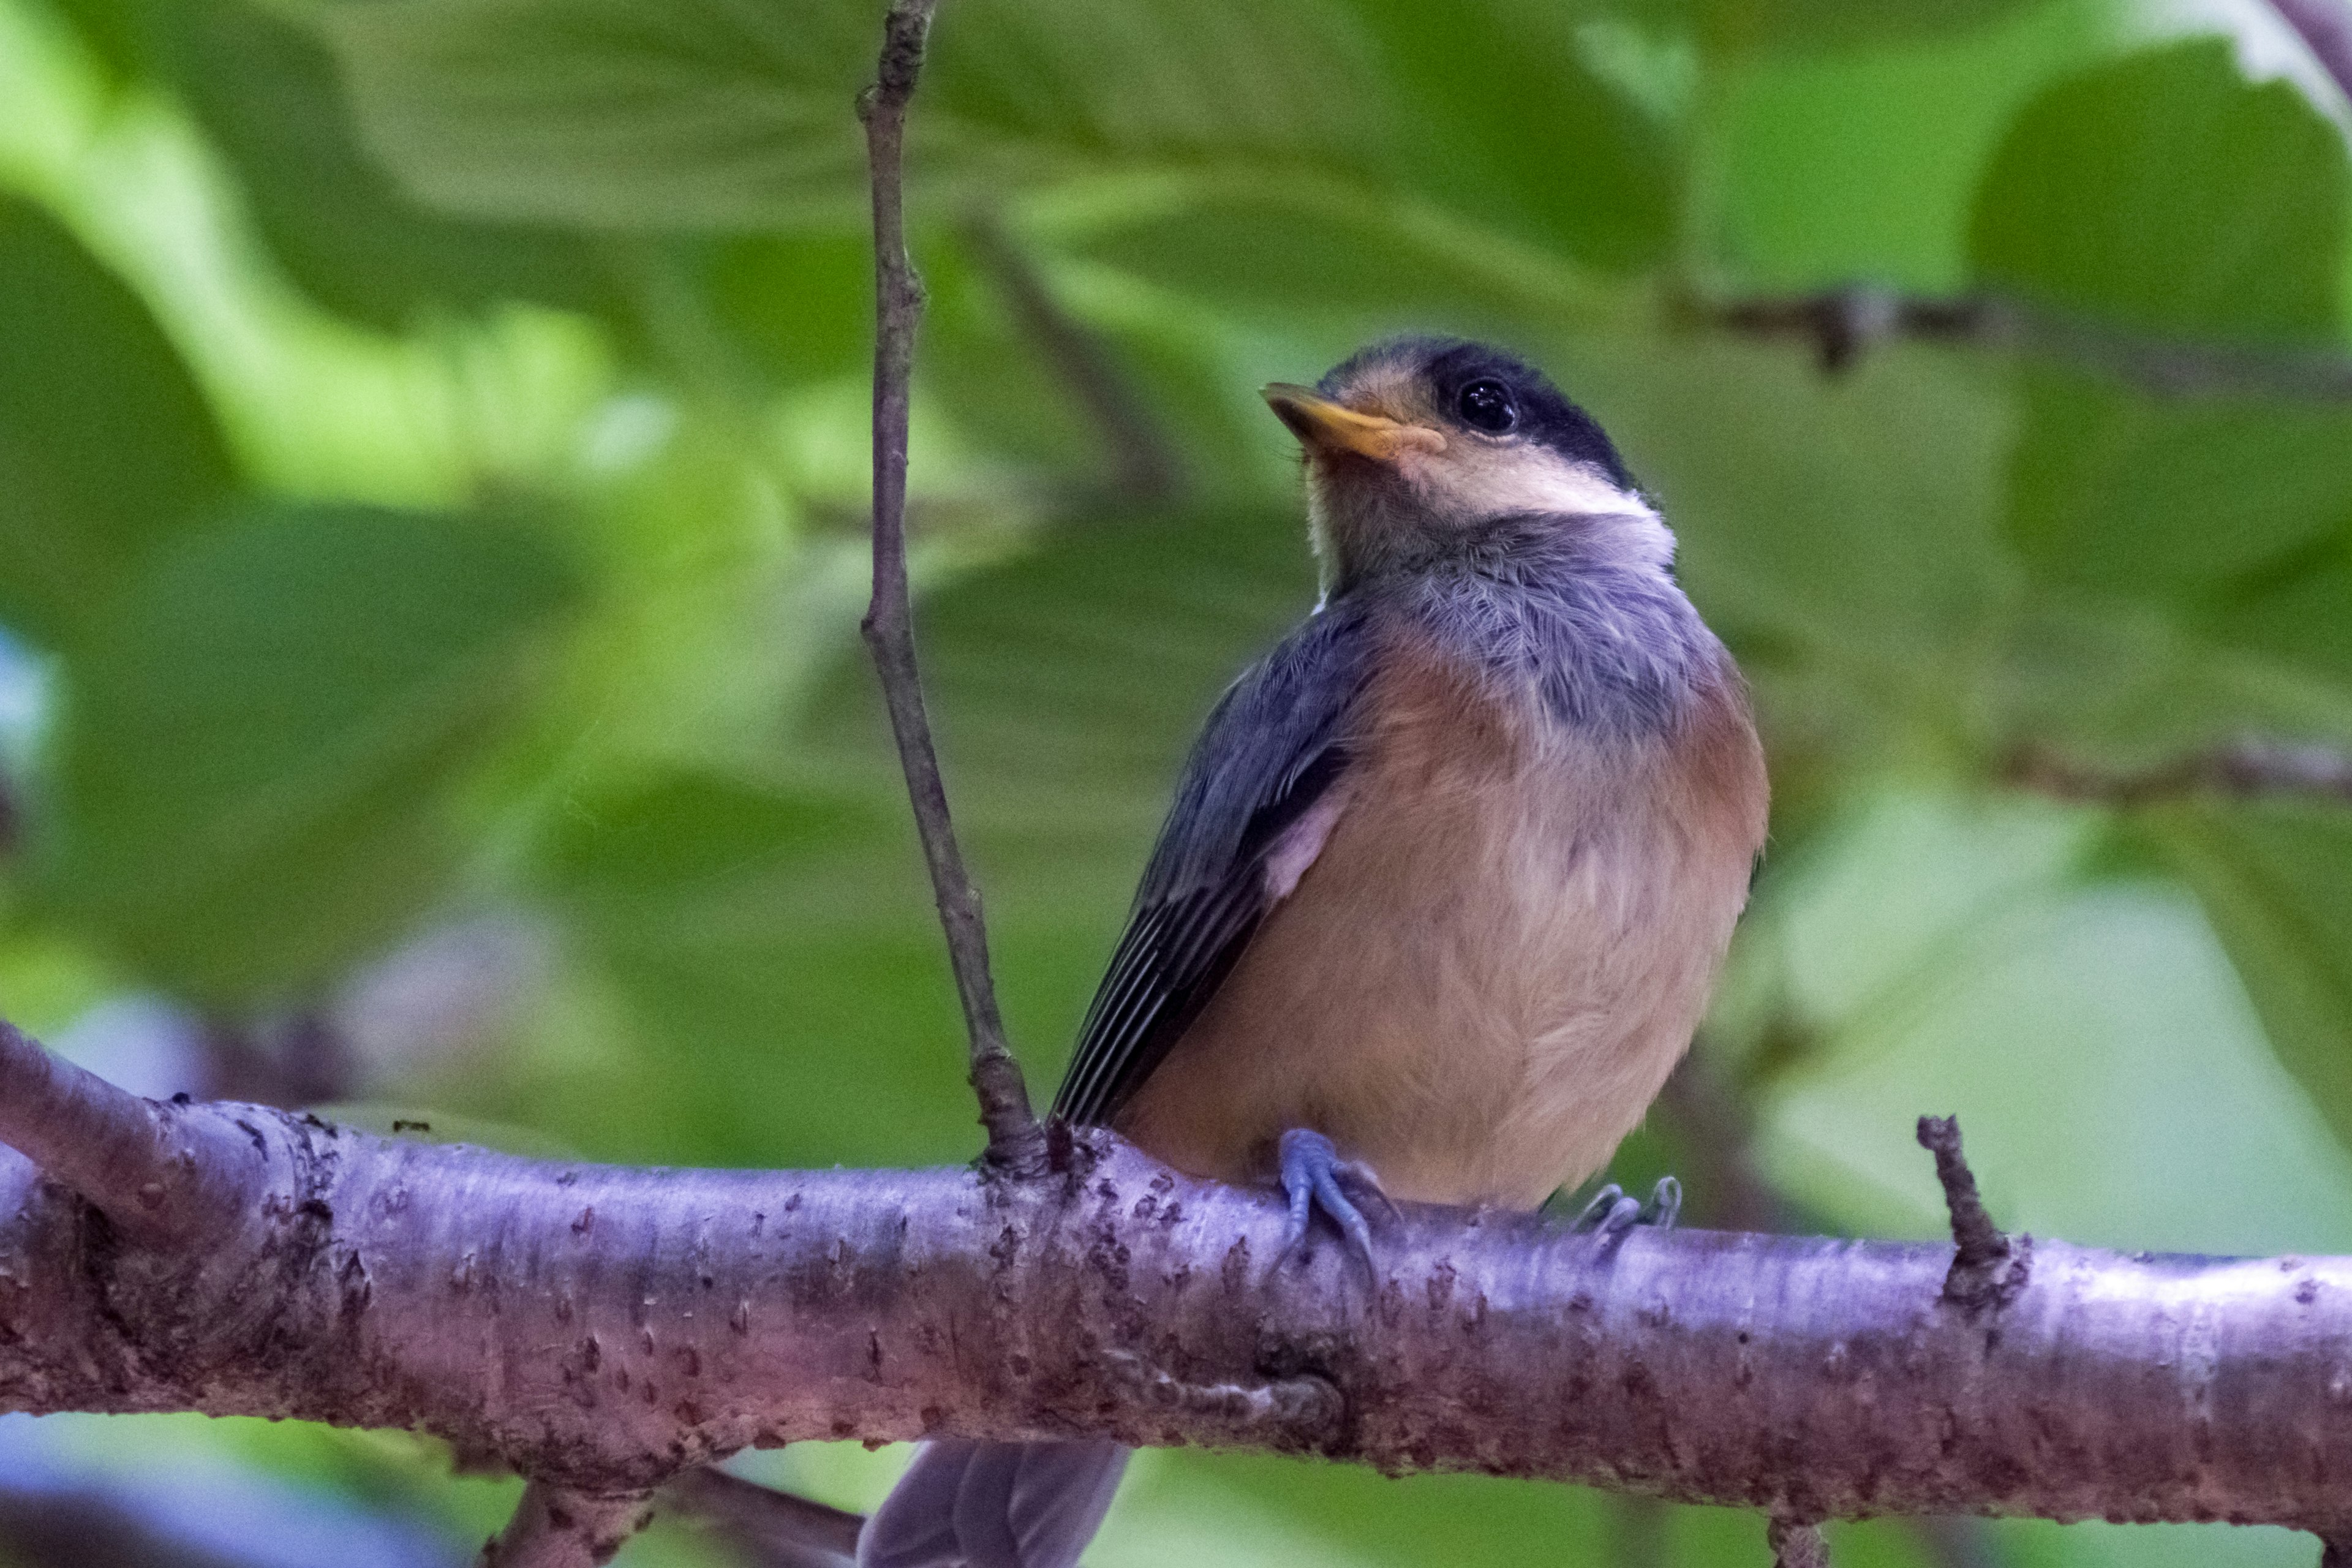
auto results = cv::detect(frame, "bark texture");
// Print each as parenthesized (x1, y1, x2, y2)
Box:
(4, 1026, 2352, 1537)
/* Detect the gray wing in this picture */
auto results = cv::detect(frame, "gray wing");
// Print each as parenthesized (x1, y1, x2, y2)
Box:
(1052, 601, 1376, 1128)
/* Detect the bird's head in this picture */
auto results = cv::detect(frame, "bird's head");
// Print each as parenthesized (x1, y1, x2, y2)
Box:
(1264, 337, 1668, 590)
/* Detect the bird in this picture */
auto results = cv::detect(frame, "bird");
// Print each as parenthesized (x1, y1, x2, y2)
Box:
(857, 334, 1769, 1568)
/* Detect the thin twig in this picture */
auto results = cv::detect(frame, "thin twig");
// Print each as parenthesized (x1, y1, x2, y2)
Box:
(2009, 738, 2352, 808)
(964, 215, 1186, 505)
(2270, 0, 2352, 105)
(479, 1483, 652, 1568)
(664, 1469, 862, 1567)
(1694, 285, 2352, 399)
(1917, 1115, 2026, 1314)
(856, 0, 1042, 1169)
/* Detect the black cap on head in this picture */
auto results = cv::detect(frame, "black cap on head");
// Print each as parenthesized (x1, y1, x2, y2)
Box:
(1316, 336, 1635, 491)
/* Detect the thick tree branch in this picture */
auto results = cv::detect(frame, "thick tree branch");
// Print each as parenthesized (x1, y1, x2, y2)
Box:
(1695, 285, 2352, 399)
(5, 1024, 2352, 1545)
(2009, 737, 2352, 807)
(855, 0, 1040, 1169)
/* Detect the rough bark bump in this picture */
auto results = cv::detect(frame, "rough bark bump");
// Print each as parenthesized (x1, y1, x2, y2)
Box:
(1915, 1115, 2026, 1314)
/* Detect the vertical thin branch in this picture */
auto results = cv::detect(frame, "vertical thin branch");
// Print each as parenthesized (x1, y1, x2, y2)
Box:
(857, 0, 1042, 1169)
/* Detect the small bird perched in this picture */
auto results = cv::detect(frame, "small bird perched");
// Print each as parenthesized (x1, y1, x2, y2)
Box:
(859, 336, 1768, 1568)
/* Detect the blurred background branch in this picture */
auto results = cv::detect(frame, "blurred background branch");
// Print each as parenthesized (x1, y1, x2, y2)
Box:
(2008, 736, 2352, 806)
(1695, 286, 2352, 394)
(963, 216, 1189, 508)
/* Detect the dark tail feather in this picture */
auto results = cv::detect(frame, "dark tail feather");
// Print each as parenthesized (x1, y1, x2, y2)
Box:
(857, 1440, 1130, 1568)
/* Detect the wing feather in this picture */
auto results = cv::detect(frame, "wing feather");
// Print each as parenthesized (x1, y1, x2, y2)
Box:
(1053, 603, 1375, 1127)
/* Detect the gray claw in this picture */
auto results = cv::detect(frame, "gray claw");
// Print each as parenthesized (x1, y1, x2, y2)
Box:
(1278, 1128, 1384, 1276)
(1574, 1176, 1683, 1237)
(1641, 1175, 1682, 1231)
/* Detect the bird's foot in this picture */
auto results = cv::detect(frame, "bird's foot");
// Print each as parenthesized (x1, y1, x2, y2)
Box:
(1278, 1129, 1392, 1274)
(1572, 1175, 1682, 1237)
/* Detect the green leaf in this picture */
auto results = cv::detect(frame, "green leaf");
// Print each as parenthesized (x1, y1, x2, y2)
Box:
(1970, 38, 2351, 340)
(1608, 0, 2050, 53)
(1058, 191, 1598, 331)
(703, 230, 873, 386)
(1348, 0, 1680, 273)
(2147, 801, 2352, 1153)
(0, 195, 237, 647)
(323, 0, 1390, 230)
(84, 0, 612, 330)
(2005, 370, 2352, 600)
(1565, 336, 2015, 703)
(1760, 791, 2352, 1257)
(518, 769, 974, 1167)
(1713, 0, 2113, 292)
(34, 503, 579, 1004)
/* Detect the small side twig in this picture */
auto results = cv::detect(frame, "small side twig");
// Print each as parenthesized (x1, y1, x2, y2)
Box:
(1768, 1515, 1830, 1568)
(664, 1468, 862, 1567)
(0, 1019, 256, 1245)
(857, 0, 1042, 1170)
(965, 216, 1186, 505)
(1693, 285, 2352, 400)
(2009, 738, 2352, 809)
(1917, 1115, 2026, 1313)
(478, 1483, 652, 1568)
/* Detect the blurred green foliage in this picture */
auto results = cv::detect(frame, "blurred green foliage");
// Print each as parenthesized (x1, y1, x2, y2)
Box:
(1, 0, 2350, 1562)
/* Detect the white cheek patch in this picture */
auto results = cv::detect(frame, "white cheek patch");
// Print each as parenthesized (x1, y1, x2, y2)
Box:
(1404, 445, 1674, 570)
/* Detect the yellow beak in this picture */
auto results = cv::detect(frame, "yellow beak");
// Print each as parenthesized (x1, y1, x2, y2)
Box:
(1262, 384, 1444, 462)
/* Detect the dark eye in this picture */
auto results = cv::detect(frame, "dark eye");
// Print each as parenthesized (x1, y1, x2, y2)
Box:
(1455, 378, 1517, 433)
